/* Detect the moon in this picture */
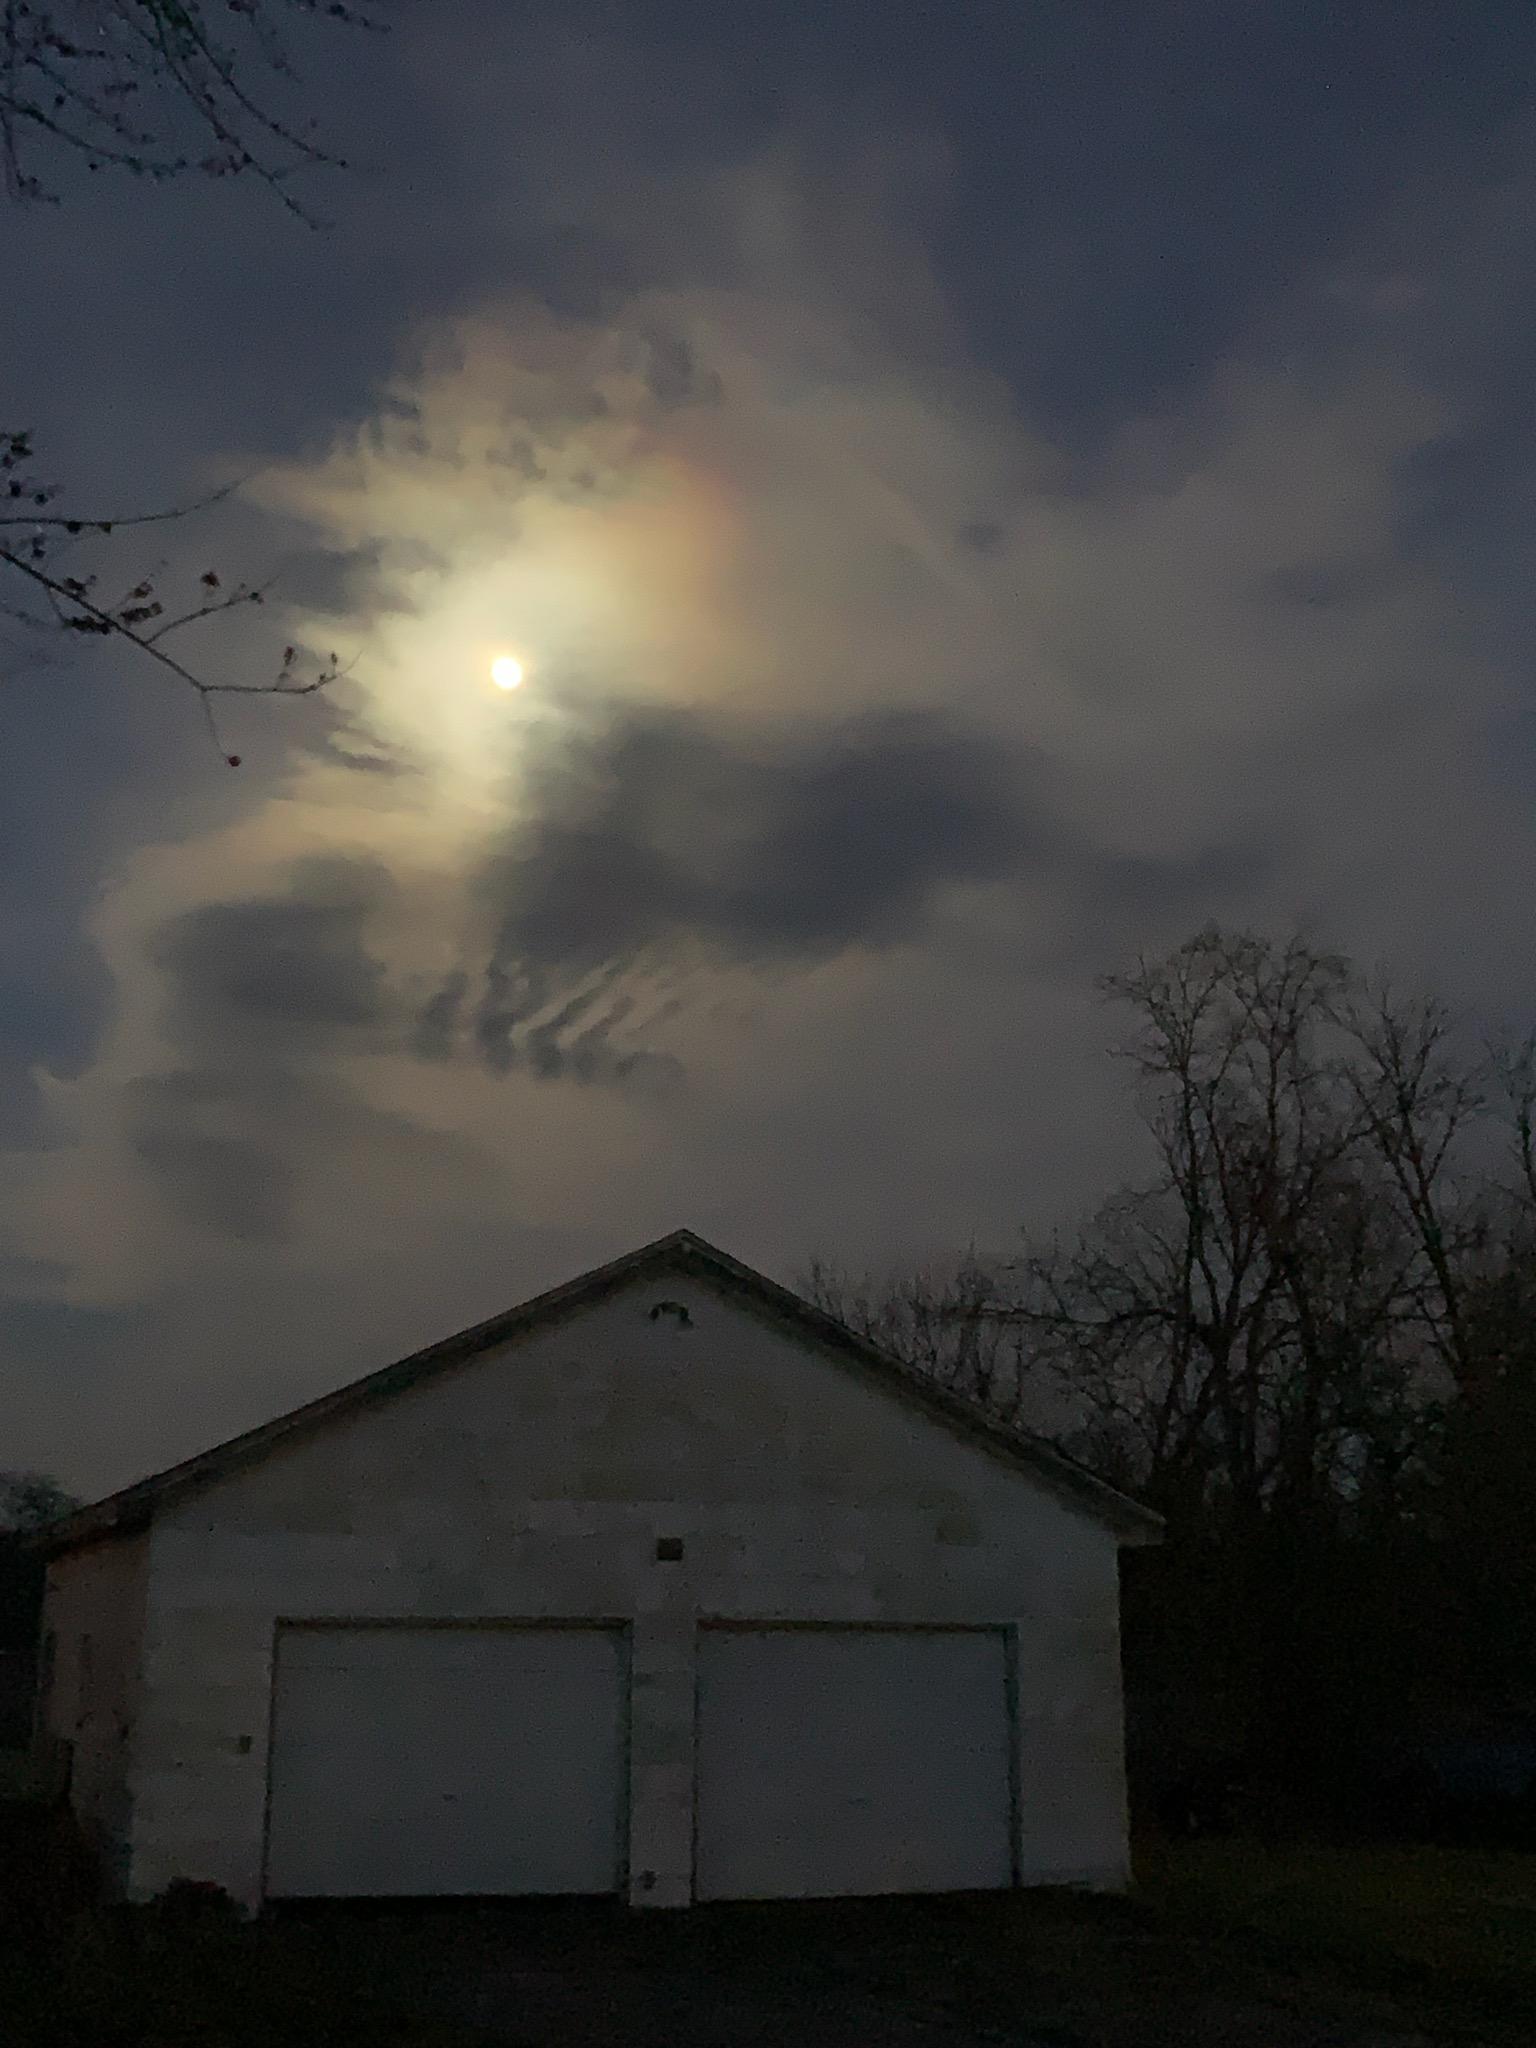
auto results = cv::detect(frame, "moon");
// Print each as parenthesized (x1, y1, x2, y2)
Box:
(490, 654, 524, 690)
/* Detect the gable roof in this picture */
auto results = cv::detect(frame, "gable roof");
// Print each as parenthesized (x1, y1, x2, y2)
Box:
(36, 1229, 1162, 1555)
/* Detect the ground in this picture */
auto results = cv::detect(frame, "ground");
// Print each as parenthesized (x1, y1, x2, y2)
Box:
(3, 1812, 1535, 2046)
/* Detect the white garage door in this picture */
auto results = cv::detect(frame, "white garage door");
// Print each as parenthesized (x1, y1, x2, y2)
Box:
(695, 1626, 1014, 1900)
(264, 1625, 626, 1898)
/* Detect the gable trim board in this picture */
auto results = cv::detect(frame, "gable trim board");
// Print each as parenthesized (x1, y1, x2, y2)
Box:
(36, 1230, 1160, 1559)
(37, 1229, 1159, 1910)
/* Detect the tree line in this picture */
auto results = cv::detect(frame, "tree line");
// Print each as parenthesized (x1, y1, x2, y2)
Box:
(811, 927, 1536, 1835)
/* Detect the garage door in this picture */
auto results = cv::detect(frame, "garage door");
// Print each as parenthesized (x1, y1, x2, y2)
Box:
(264, 1625, 626, 1898)
(695, 1626, 1014, 1900)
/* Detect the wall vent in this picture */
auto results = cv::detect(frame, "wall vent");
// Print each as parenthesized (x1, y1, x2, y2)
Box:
(648, 1300, 693, 1327)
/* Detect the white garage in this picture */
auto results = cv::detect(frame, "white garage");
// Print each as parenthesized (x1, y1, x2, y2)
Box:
(36, 1229, 1160, 1910)
(695, 1626, 1015, 1900)
(264, 1625, 628, 1898)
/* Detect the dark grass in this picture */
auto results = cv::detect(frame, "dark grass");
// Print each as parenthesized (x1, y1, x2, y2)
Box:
(5, 1805, 1535, 2047)
(1135, 1836, 1536, 2038)
(0, 1806, 480, 2047)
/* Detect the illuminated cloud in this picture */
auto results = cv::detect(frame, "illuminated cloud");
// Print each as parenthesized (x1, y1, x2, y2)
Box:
(5, 16, 1536, 1492)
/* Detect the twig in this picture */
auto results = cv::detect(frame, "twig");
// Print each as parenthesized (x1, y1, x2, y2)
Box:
(0, 478, 239, 532)
(0, 540, 340, 757)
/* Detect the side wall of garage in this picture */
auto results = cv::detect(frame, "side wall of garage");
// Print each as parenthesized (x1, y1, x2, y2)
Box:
(40, 1533, 149, 1883)
(123, 1273, 1132, 1909)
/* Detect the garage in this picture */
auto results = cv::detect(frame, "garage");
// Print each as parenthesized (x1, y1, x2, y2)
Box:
(694, 1626, 1016, 1900)
(263, 1624, 627, 1898)
(40, 1232, 1156, 1907)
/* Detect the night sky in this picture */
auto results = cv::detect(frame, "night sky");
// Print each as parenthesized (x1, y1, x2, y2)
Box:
(5, 2, 1536, 1494)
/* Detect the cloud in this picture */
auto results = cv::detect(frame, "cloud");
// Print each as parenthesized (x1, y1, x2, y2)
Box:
(129, 1123, 294, 1242)
(278, 541, 442, 621)
(11, 165, 1509, 1284)
(7, 37, 1536, 1496)
(415, 950, 682, 1089)
(386, 697, 1044, 1082)
(462, 967, 685, 1091)
(478, 701, 1039, 964)
(107, 856, 493, 1245)
(123, 1059, 495, 1246)
(151, 856, 397, 1057)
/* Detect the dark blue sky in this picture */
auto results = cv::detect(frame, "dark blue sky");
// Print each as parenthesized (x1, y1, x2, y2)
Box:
(4, 1, 1536, 1492)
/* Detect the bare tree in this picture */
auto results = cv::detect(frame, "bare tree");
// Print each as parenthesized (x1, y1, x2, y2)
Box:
(1010, 930, 1392, 1526)
(803, 1251, 1033, 1419)
(3, 2, 381, 744)
(805, 928, 1528, 1547)
(833, 930, 1469, 1534)
(1340, 984, 1488, 1393)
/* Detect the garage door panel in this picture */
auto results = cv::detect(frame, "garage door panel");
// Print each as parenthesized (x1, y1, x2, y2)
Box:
(695, 1627, 1014, 1901)
(265, 1625, 625, 1898)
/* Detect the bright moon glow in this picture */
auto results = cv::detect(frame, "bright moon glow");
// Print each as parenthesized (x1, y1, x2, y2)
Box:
(490, 654, 524, 690)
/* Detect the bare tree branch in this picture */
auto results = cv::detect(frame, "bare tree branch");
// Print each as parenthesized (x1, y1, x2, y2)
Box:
(1, 0, 383, 219)
(3, 12, 383, 738)
(0, 480, 239, 534)
(0, 519, 345, 759)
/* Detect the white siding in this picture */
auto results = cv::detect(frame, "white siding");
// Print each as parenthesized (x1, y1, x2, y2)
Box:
(89, 1271, 1131, 1907)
